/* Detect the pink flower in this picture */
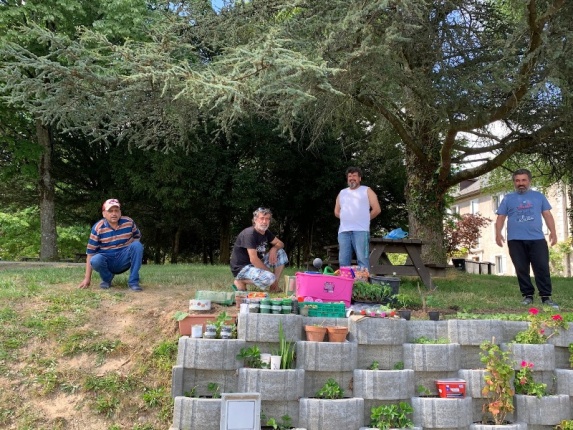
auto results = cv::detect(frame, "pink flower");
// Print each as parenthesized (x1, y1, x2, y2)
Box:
(529, 308, 539, 315)
(521, 361, 527, 367)
(552, 314, 563, 321)
(528, 362, 534, 368)
(539, 329, 545, 334)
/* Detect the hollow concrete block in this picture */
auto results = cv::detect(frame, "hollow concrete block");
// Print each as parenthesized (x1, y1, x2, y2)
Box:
(303, 370, 354, 398)
(171, 368, 238, 398)
(353, 369, 415, 400)
(175, 337, 245, 370)
(514, 394, 571, 425)
(348, 317, 407, 345)
(502, 343, 555, 370)
(555, 369, 573, 395)
(355, 344, 404, 370)
(412, 396, 473, 429)
(298, 398, 364, 430)
(403, 343, 461, 371)
(238, 368, 305, 401)
(238, 313, 302, 343)
(296, 341, 357, 371)
(447, 319, 505, 345)
(407, 320, 449, 342)
(170, 396, 221, 430)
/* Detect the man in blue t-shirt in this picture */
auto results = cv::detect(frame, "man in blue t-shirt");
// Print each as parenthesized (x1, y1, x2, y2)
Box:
(495, 169, 558, 308)
(78, 199, 144, 292)
(230, 208, 288, 292)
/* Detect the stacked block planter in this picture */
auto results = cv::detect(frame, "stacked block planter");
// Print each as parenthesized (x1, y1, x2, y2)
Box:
(171, 314, 573, 430)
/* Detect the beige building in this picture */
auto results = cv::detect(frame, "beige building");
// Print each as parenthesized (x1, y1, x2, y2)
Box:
(450, 177, 572, 277)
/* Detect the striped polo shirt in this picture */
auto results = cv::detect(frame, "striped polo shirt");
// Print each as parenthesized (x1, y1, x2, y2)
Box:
(86, 216, 141, 255)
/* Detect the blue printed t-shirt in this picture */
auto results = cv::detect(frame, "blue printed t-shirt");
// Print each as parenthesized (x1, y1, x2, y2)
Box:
(230, 227, 276, 276)
(86, 216, 141, 254)
(496, 190, 551, 241)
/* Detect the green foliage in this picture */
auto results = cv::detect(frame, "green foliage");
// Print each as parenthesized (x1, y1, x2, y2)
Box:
(417, 385, 432, 396)
(569, 343, 573, 369)
(368, 361, 380, 370)
(412, 336, 450, 344)
(352, 281, 393, 303)
(393, 361, 405, 370)
(207, 382, 220, 399)
(370, 402, 414, 430)
(514, 361, 547, 398)
(514, 308, 567, 344)
(236, 345, 266, 369)
(556, 420, 573, 430)
(316, 378, 344, 399)
(263, 414, 293, 430)
(480, 340, 515, 425)
(208, 311, 236, 339)
(277, 322, 296, 369)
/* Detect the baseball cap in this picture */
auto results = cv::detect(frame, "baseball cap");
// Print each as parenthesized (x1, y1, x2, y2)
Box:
(102, 199, 121, 211)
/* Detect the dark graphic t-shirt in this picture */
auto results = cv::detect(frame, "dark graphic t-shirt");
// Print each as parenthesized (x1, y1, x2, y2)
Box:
(230, 227, 276, 276)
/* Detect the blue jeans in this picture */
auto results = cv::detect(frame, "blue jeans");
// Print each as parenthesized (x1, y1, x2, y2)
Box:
(338, 231, 370, 269)
(508, 239, 552, 298)
(90, 241, 144, 287)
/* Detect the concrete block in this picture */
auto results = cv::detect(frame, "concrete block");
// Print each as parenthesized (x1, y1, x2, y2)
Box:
(348, 317, 407, 345)
(555, 346, 570, 369)
(355, 344, 404, 370)
(413, 371, 459, 396)
(458, 369, 487, 399)
(296, 341, 357, 371)
(548, 325, 573, 347)
(171, 368, 238, 397)
(556, 369, 573, 395)
(170, 396, 221, 430)
(176, 337, 245, 370)
(407, 320, 449, 342)
(514, 394, 571, 425)
(260, 400, 301, 427)
(303, 371, 354, 398)
(403, 343, 461, 371)
(447, 319, 505, 345)
(503, 321, 529, 342)
(238, 313, 302, 342)
(502, 343, 555, 370)
(298, 398, 364, 430)
(412, 396, 473, 428)
(470, 424, 526, 430)
(460, 345, 483, 369)
(238, 368, 305, 401)
(353, 369, 415, 400)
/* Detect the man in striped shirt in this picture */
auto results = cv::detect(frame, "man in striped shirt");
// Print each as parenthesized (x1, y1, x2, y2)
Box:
(78, 199, 144, 291)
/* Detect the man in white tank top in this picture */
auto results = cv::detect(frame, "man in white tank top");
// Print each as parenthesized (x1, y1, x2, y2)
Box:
(334, 167, 381, 269)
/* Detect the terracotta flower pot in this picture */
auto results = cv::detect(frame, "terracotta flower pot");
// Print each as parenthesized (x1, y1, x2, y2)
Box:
(305, 325, 327, 342)
(326, 326, 348, 342)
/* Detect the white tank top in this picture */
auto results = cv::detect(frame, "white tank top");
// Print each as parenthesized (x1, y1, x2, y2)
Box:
(338, 185, 371, 233)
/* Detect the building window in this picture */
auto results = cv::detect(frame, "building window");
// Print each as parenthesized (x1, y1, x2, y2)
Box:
(495, 255, 505, 275)
(470, 199, 479, 215)
(492, 193, 504, 212)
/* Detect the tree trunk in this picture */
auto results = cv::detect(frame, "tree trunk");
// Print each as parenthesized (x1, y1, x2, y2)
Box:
(219, 210, 232, 265)
(404, 145, 447, 265)
(37, 120, 58, 261)
(171, 226, 181, 264)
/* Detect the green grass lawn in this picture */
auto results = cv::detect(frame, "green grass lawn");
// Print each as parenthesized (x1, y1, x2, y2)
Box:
(0, 262, 570, 429)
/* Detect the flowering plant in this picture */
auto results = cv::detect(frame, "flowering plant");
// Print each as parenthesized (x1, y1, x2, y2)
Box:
(514, 307, 567, 344)
(480, 340, 515, 425)
(514, 361, 547, 397)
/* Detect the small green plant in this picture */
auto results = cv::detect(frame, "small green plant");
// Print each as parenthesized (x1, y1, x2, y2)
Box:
(208, 311, 236, 339)
(514, 360, 547, 397)
(480, 339, 515, 425)
(316, 378, 344, 399)
(368, 360, 380, 370)
(556, 420, 573, 430)
(352, 281, 394, 303)
(369, 402, 414, 430)
(207, 382, 220, 399)
(569, 343, 573, 369)
(514, 307, 567, 344)
(278, 322, 296, 369)
(184, 386, 197, 397)
(412, 336, 449, 344)
(393, 361, 404, 370)
(236, 345, 266, 368)
(393, 293, 414, 309)
(264, 414, 293, 430)
(417, 385, 432, 396)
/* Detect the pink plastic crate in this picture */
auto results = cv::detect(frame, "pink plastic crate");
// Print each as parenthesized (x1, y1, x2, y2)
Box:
(295, 272, 353, 306)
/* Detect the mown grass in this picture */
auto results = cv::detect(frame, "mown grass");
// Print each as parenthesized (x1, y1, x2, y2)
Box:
(0, 262, 570, 429)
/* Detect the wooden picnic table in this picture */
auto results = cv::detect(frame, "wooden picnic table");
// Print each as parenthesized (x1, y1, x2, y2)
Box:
(324, 238, 437, 290)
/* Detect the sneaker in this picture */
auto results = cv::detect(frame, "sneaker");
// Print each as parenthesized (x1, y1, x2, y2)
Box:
(129, 284, 143, 292)
(542, 299, 559, 309)
(521, 296, 533, 305)
(99, 281, 111, 289)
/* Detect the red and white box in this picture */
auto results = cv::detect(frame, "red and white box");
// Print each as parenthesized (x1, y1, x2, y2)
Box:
(295, 272, 353, 306)
(436, 378, 466, 398)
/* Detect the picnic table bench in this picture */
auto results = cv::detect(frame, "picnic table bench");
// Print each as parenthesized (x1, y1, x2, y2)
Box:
(324, 238, 442, 290)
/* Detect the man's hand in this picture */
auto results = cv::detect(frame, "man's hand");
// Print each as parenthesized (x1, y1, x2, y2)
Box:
(78, 278, 91, 289)
(549, 232, 557, 246)
(268, 280, 281, 293)
(495, 233, 505, 247)
(268, 247, 278, 265)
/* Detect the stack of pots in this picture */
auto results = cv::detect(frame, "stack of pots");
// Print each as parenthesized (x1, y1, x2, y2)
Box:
(260, 298, 271, 314)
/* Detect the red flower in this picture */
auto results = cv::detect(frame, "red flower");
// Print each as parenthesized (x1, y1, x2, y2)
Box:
(539, 329, 545, 334)
(529, 308, 539, 315)
(552, 314, 563, 321)
(528, 362, 534, 368)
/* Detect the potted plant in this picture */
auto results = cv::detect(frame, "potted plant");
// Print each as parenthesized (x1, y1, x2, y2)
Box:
(316, 378, 344, 399)
(277, 322, 296, 369)
(368, 401, 414, 430)
(326, 325, 348, 342)
(479, 340, 515, 425)
(352, 280, 394, 304)
(394, 293, 414, 320)
(514, 307, 567, 344)
(304, 324, 327, 342)
(236, 345, 267, 368)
